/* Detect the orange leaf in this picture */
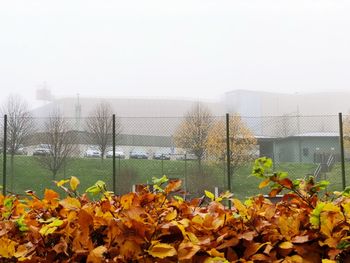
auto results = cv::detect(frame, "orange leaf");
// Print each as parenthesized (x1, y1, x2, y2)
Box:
(0, 237, 17, 258)
(78, 209, 93, 233)
(86, 246, 107, 263)
(14, 244, 30, 260)
(121, 193, 135, 210)
(165, 179, 182, 194)
(279, 178, 293, 189)
(44, 189, 59, 202)
(259, 179, 270, 189)
(119, 240, 142, 260)
(269, 188, 282, 197)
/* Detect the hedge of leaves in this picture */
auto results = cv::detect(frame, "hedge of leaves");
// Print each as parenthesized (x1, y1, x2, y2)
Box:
(1, 158, 350, 262)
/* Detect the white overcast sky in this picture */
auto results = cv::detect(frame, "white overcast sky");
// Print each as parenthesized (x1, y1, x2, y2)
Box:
(1, 0, 350, 108)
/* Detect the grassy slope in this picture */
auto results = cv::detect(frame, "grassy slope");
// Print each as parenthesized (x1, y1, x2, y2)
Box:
(0, 156, 324, 200)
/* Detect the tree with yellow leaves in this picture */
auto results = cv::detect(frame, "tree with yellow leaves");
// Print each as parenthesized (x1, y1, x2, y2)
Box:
(207, 114, 257, 168)
(173, 103, 213, 166)
(343, 115, 350, 154)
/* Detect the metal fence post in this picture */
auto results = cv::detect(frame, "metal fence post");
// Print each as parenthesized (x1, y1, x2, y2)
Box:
(112, 114, 116, 193)
(161, 156, 164, 176)
(184, 153, 187, 195)
(2, 115, 7, 196)
(226, 113, 232, 208)
(339, 112, 346, 190)
(226, 113, 231, 191)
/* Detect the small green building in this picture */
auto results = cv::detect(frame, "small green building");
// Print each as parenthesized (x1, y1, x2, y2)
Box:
(258, 133, 340, 164)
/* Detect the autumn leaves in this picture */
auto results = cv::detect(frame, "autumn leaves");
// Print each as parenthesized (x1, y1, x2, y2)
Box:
(1, 160, 350, 261)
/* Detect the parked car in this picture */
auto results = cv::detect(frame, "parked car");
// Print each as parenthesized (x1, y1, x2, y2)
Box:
(130, 150, 148, 159)
(2, 145, 28, 155)
(84, 149, 102, 158)
(153, 152, 170, 160)
(15, 147, 28, 155)
(33, 144, 51, 156)
(106, 150, 125, 159)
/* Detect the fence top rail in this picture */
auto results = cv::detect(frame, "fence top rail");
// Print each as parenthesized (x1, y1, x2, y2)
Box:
(3, 114, 341, 119)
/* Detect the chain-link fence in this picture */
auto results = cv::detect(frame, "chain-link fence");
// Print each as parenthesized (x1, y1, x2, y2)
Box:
(0, 113, 348, 200)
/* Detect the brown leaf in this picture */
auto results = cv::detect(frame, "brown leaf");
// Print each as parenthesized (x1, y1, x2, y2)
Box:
(239, 231, 255, 241)
(243, 242, 269, 259)
(279, 178, 293, 189)
(86, 246, 107, 263)
(216, 237, 239, 250)
(251, 253, 271, 261)
(178, 241, 201, 260)
(53, 238, 68, 256)
(291, 235, 310, 243)
(119, 240, 142, 260)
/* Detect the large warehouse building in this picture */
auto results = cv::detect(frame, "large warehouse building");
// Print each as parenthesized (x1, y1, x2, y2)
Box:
(31, 89, 350, 136)
(28, 90, 350, 162)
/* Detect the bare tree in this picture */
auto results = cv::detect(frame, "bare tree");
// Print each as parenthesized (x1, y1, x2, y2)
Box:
(1, 95, 35, 190)
(85, 101, 121, 160)
(174, 103, 213, 166)
(36, 110, 76, 179)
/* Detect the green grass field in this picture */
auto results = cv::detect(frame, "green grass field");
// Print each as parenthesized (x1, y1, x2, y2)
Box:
(318, 162, 350, 192)
(1, 155, 343, 200)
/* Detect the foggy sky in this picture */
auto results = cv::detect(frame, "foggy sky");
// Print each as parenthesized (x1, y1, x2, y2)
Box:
(1, 0, 350, 108)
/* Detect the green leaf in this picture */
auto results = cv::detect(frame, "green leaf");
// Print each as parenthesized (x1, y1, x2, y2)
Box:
(293, 179, 301, 187)
(39, 218, 63, 236)
(15, 215, 29, 232)
(339, 186, 350, 197)
(310, 202, 326, 228)
(337, 240, 350, 250)
(153, 184, 164, 192)
(205, 190, 215, 201)
(173, 195, 184, 202)
(244, 198, 253, 207)
(49, 218, 64, 227)
(4, 198, 13, 210)
(252, 157, 273, 178)
(152, 175, 169, 186)
(316, 180, 330, 190)
(38, 217, 56, 224)
(86, 180, 107, 195)
(278, 172, 288, 179)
